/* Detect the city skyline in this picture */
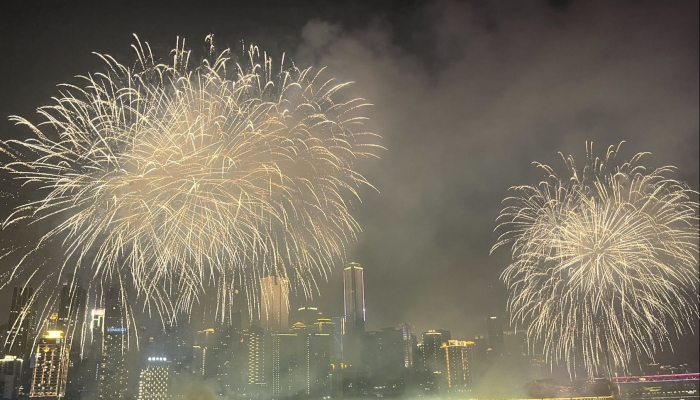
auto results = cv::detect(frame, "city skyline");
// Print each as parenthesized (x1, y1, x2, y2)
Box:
(0, 276, 699, 399)
(0, 0, 698, 392)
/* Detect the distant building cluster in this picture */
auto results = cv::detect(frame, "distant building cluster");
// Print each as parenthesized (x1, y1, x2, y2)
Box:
(1, 264, 698, 399)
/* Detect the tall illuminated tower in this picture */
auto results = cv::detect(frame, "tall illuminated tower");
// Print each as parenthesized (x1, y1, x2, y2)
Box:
(98, 287, 127, 400)
(138, 357, 170, 400)
(29, 330, 70, 399)
(260, 276, 289, 333)
(343, 263, 365, 336)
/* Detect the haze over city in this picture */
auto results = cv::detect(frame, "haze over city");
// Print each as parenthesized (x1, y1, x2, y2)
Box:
(0, 0, 698, 399)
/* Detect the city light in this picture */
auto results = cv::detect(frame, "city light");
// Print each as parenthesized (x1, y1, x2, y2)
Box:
(45, 330, 64, 339)
(0, 3, 697, 400)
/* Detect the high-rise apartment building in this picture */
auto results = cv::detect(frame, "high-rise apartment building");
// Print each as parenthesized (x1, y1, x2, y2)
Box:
(486, 316, 503, 356)
(421, 330, 445, 375)
(362, 328, 404, 395)
(82, 308, 105, 400)
(5, 286, 33, 359)
(399, 323, 415, 370)
(330, 317, 344, 364)
(29, 330, 70, 399)
(245, 325, 266, 389)
(305, 333, 331, 397)
(193, 328, 218, 378)
(6, 285, 34, 397)
(271, 333, 302, 398)
(260, 276, 289, 333)
(56, 283, 86, 399)
(56, 283, 86, 334)
(215, 324, 244, 397)
(137, 357, 170, 400)
(442, 340, 475, 392)
(0, 355, 24, 399)
(98, 288, 127, 400)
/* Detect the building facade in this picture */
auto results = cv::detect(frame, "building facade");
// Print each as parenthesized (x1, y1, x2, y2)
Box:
(245, 325, 266, 391)
(137, 357, 170, 400)
(486, 316, 503, 356)
(272, 333, 303, 399)
(442, 340, 475, 393)
(343, 263, 365, 367)
(0, 355, 24, 399)
(362, 328, 404, 396)
(29, 330, 70, 399)
(305, 333, 331, 397)
(98, 288, 127, 400)
(343, 263, 365, 337)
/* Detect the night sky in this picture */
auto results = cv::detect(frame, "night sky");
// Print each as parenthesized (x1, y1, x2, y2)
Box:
(1, 0, 698, 364)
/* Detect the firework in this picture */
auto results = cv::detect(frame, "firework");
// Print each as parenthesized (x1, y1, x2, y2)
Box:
(492, 142, 699, 377)
(0, 35, 381, 330)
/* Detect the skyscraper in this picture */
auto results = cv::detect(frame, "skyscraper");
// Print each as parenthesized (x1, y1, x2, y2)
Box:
(362, 328, 404, 396)
(5, 286, 33, 359)
(56, 283, 86, 334)
(98, 287, 127, 400)
(29, 330, 70, 399)
(0, 355, 24, 399)
(305, 333, 331, 397)
(343, 263, 365, 336)
(442, 340, 475, 393)
(193, 328, 217, 378)
(399, 323, 415, 370)
(83, 308, 105, 399)
(271, 333, 302, 398)
(245, 325, 266, 390)
(5, 285, 33, 397)
(330, 317, 344, 364)
(260, 276, 289, 333)
(343, 263, 365, 367)
(56, 283, 86, 399)
(486, 316, 503, 356)
(421, 330, 445, 376)
(138, 357, 170, 400)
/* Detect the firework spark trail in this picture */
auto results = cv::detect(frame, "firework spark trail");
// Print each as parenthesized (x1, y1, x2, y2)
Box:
(0, 34, 381, 334)
(492, 142, 699, 378)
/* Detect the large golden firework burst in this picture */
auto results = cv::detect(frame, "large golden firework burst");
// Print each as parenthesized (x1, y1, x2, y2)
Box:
(0, 35, 381, 329)
(493, 142, 699, 377)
